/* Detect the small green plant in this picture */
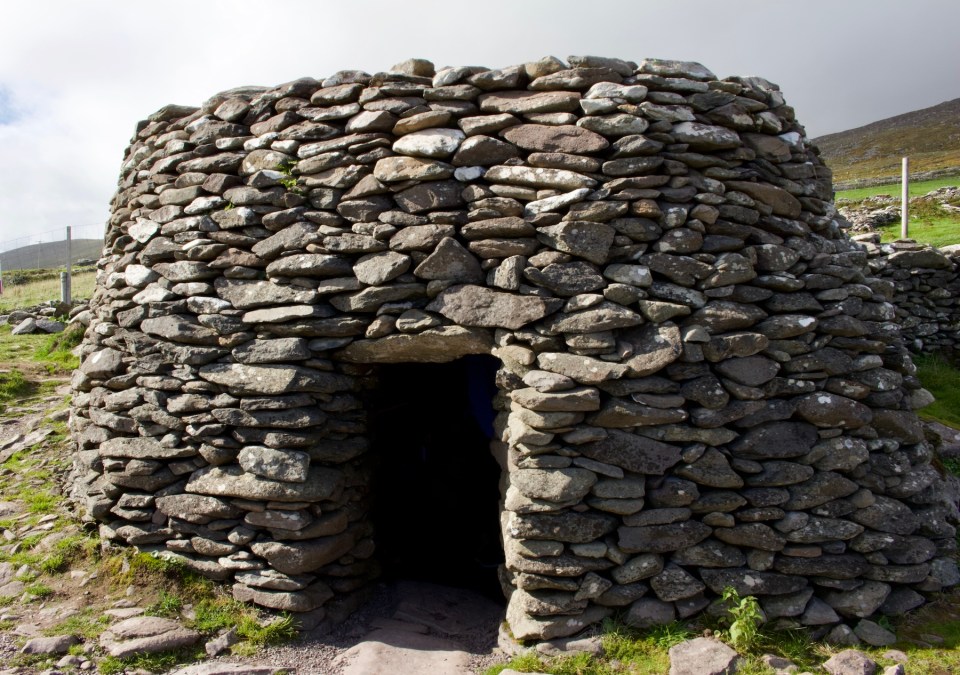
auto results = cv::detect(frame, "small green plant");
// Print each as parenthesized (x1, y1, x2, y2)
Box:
(24, 491, 59, 514)
(45, 611, 111, 639)
(646, 621, 696, 649)
(276, 161, 303, 194)
(191, 597, 246, 633)
(146, 590, 184, 617)
(98, 649, 199, 675)
(38, 553, 66, 574)
(720, 587, 764, 653)
(24, 583, 54, 599)
(235, 612, 298, 647)
(483, 651, 546, 675)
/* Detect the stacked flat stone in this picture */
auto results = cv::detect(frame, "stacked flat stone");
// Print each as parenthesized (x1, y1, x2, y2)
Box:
(70, 56, 960, 640)
(855, 237, 960, 353)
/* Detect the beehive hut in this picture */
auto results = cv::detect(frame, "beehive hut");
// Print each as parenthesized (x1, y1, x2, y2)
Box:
(70, 56, 960, 640)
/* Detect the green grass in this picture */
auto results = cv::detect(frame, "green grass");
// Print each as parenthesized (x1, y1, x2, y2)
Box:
(836, 176, 960, 202)
(0, 270, 96, 314)
(877, 216, 960, 248)
(914, 353, 960, 428)
(0, 368, 33, 411)
(44, 610, 111, 640)
(146, 590, 185, 618)
(835, 177, 960, 248)
(33, 324, 84, 371)
(24, 583, 54, 599)
(98, 648, 203, 675)
(485, 619, 696, 675)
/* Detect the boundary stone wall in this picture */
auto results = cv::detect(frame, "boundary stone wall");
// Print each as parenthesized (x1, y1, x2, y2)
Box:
(856, 238, 960, 354)
(70, 56, 960, 640)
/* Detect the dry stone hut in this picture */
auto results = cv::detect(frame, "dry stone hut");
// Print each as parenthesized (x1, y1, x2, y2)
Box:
(70, 56, 960, 641)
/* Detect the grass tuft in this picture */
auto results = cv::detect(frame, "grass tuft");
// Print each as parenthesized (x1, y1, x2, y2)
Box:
(0, 369, 33, 411)
(146, 590, 184, 618)
(33, 324, 84, 371)
(914, 353, 960, 428)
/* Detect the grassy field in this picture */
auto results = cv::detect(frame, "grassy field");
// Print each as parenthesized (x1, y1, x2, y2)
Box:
(835, 176, 960, 202)
(835, 177, 960, 248)
(0, 270, 96, 314)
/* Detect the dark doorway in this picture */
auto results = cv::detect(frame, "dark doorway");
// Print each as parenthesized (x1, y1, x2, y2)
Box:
(368, 355, 505, 601)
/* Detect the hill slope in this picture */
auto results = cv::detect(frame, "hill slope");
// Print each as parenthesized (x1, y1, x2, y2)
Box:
(814, 98, 960, 187)
(0, 239, 103, 272)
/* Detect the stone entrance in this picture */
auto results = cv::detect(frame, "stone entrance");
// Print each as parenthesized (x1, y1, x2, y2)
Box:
(71, 56, 959, 642)
(365, 357, 504, 599)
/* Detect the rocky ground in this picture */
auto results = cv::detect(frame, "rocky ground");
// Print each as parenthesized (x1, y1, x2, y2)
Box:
(838, 186, 960, 233)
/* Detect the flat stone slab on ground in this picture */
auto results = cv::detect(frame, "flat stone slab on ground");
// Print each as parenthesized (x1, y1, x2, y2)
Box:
(668, 637, 740, 675)
(336, 628, 474, 675)
(100, 616, 201, 658)
(391, 581, 504, 637)
(169, 665, 283, 675)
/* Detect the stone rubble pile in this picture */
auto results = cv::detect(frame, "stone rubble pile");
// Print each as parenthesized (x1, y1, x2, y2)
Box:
(0, 302, 90, 336)
(838, 185, 960, 233)
(70, 56, 959, 641)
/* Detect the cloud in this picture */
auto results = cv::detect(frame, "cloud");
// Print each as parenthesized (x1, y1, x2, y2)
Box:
(0, 87, 20, 126)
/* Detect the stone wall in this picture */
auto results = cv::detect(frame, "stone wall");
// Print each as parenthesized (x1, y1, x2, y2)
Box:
(855, 237, 960, 354)
(70, 56, 960, 641)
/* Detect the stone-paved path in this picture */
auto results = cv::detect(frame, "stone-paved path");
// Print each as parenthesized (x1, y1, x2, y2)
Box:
(220, 581, 505, 674)
(335, 581, 504, 675)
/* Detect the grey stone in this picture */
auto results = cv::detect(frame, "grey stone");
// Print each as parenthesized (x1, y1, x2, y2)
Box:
(509, 511, 617, 543)
(824, 581, 891, 618)
(237, 447, 310, 483)
(537, 221, 615, 264)
(512, 468, 597, 502)
(668, 638, 739, 675)
(502, 124, 609, 154)
(250, 534, 355, 575)
(625, 597, 676, 628)
(99, 437, 196, 459)
(854, 620, 897, 647)
(233, 580, 334, 611)
(485, 165, 596, 192)
(731, 422, 819, 459)
(233, 338, 310, 364)
(651, 565, 706, 602)
(21, 635, 79, 655)
(427, 284, 560, 330)
(186, 465, 342, 502)
(353, 251, 412, 286)
(823, 650, 878, 675)
(536, 352, 628, 385)
(619, 521, 712, 553)
(198, 363, 353, 395)
(581, 429, 681, 474)
(100, 616, 201, 658)
(414, 237, 484, 283)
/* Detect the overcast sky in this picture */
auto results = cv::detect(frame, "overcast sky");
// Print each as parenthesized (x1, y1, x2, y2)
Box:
(0, 0, 957, 250)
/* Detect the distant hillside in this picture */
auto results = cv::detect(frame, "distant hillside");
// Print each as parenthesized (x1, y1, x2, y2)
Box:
(0, 239, 103, 272)
(814, 98, 960, 188)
